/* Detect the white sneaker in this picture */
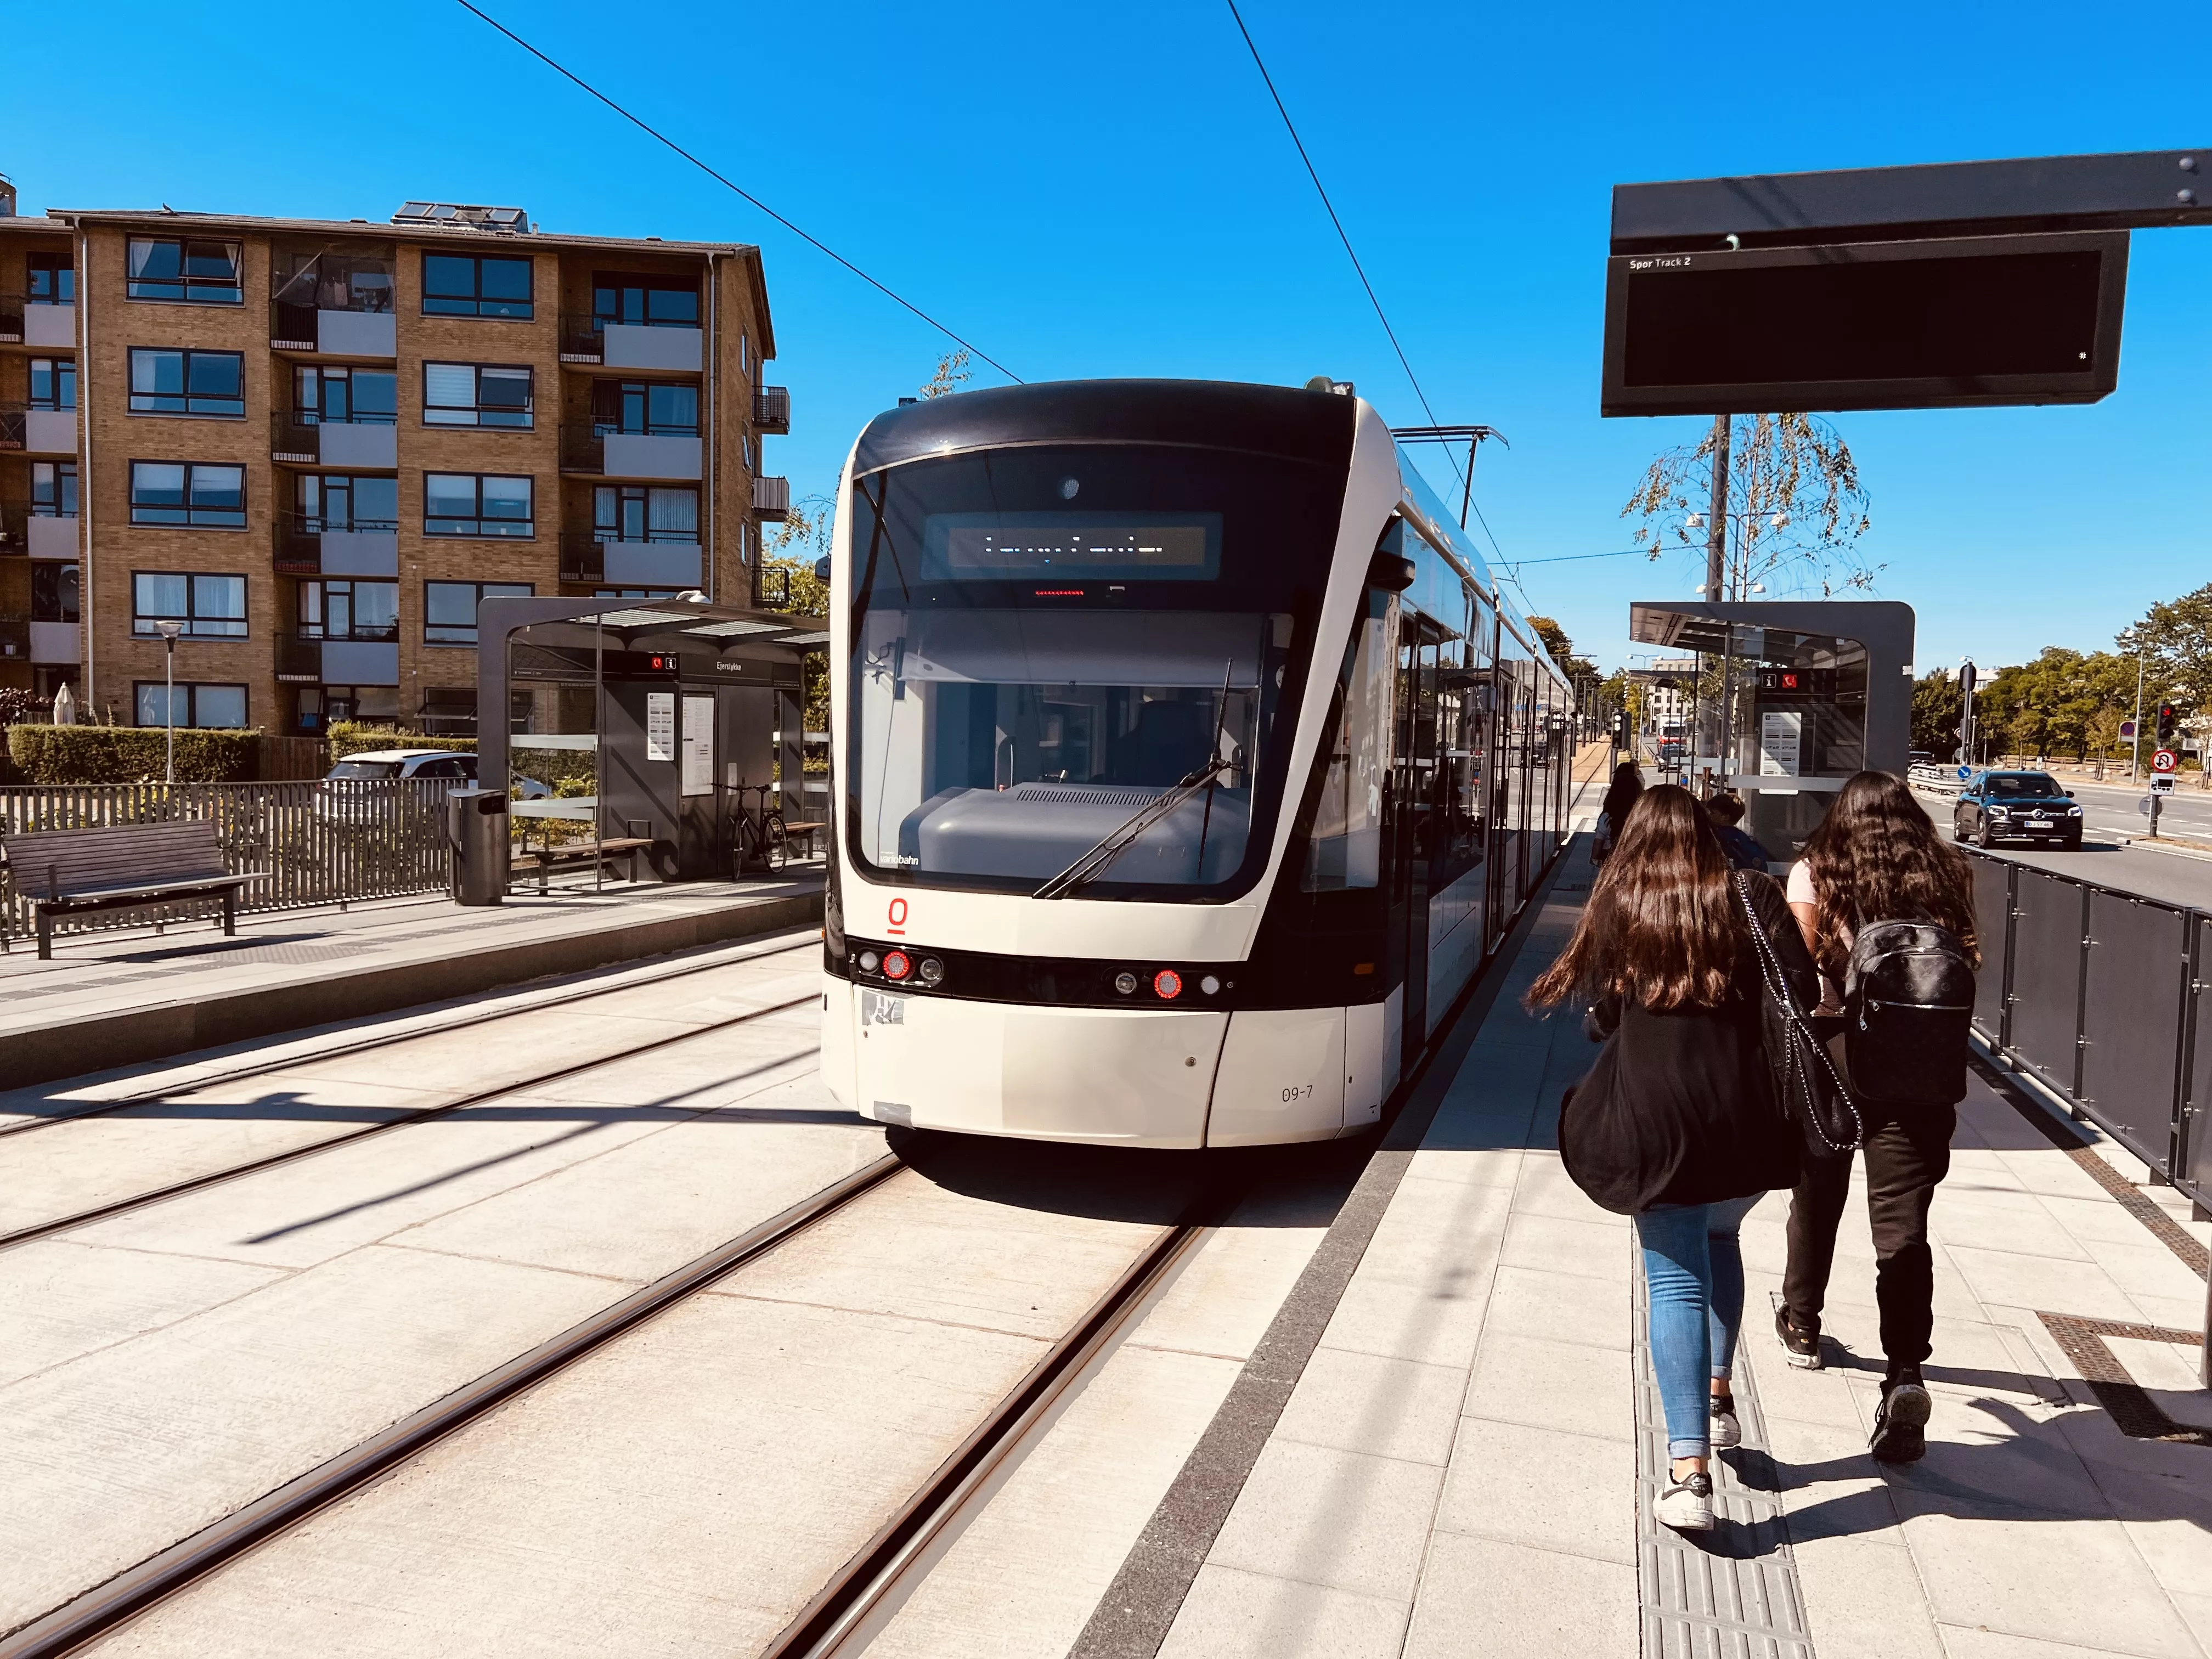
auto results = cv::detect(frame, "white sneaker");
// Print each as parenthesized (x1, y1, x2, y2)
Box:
(1709, 1400, 1742, 1450)
(1654, 1470, 1714, 1532)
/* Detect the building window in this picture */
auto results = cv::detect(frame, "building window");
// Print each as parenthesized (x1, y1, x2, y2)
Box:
(423, 363, 533, 428)
(29, 358, 76, 411)
(594, 484, 698, 543)
(32, 562, 79, 624)
(590, 380, 698, 436)
(296, 475, 398, 533)
(274, 252, 394, 315)
(425, 473, 532, 538)
(128, 348, 244, 417)
(28, 253, 74, 305)
(298, 579, 399, 641)
(127, 237, 244, 304)
(300, 685, 400, 729)
(130, 461, 246, 528)
(133, 572, 248, 638)
(136, 682, 249, 729)
(421, 253, 532, 319)
(591, 273, 698, 329)
(424, 580, 533, 646)
(296, 365, 397, 425)
(594, 588, 682, 600)
(32, 461, 77, 517)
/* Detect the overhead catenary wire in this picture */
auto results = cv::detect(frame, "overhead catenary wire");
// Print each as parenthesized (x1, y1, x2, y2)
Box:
(1221, 0, 1522, 584)
(453, 0, 1022, 385)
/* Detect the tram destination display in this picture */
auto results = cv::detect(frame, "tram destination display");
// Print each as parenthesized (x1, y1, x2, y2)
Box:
(921, 512, 1221, 582)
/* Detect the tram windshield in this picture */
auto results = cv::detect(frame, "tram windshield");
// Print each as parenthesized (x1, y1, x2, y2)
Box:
(845, 443, 1343, 900)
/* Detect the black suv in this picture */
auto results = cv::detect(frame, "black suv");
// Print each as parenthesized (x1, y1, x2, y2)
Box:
(1953, 771, 2084, 849)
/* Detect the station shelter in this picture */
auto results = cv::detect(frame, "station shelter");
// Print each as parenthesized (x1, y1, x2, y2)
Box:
(475, 596, 827, 882)
(1627, 600, 1914, 860)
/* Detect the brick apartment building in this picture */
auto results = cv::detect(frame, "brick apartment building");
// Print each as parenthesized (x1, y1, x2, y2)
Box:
(0, 174, 787, 737)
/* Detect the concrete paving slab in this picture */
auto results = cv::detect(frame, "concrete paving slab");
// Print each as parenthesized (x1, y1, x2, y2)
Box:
(1155, 1565, 1409, 1659)
(1401, 1531, 1639, 1659)
(0, 1239, 282, 1387)
(1313, 1267, 1493, 1371)
(1124, 1217, 1329, 1365)
(1203, 1437, 1443, 1602)
(0, 1243, 623, 1633)
(1480, 1260, 1631, 1350)
(267, 1007, 713, 1092)
(1787, 1533, 1944, 1659)
(1269, 1345, 1467, 1467)
(1498, 1207, 1632, 1283)
(1460, 1330, 1635, 1442)
(1433, 1415, 1638, 1566)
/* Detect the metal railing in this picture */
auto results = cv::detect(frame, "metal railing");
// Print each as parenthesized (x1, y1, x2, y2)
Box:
(0, 617, 28, 663)
(0, 498, 25, 555)
(274, 527, 321, 574)
(1966, 848, 2210, 1210)
(755, 385, 790, 433)
(275, 634, 323, 681)
(0, 780, 453, 942)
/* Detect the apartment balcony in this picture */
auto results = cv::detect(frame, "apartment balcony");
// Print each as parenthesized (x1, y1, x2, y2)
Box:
(557, 314, 703, 374)
(559, 423, 702, 481)
(0, 296, 75, 350)
(270, 301, 397, 359)
(0, 617, 26, 664)
(0, 501, 70, 559)
(753, 475, 791, 522)
(275, 523, 400, 578)
(0, 405, 78, 456)
(278, 633, 399, 686)
(31, 619, 80, 664)
(755, 385, 791, 435)
(270, 410, 398, 471)
(558, 532, 703, 589)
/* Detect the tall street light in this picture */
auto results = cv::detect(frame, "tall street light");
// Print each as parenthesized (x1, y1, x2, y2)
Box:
(154, 620, 182, 783)
(2118, 625, 2149, 781)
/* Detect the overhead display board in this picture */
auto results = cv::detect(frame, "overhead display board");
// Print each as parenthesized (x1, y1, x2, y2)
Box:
(1602, 148, 2205, 417)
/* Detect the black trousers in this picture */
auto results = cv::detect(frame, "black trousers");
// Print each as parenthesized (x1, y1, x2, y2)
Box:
(1782, 1104, 1955, 1375)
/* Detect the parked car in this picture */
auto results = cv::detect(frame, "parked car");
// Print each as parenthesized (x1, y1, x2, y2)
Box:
(1953, 770, 2083, 849)
(315, 749, 550, 823)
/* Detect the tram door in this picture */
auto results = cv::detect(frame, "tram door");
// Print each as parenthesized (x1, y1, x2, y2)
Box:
(1391, 616, 1437, 1049)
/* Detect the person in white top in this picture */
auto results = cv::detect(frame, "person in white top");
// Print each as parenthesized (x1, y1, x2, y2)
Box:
(1775, 772, 1979, 1465)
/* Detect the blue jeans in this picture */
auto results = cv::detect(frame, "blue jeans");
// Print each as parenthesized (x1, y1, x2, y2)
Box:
(1635, 1194, 1762, 1460)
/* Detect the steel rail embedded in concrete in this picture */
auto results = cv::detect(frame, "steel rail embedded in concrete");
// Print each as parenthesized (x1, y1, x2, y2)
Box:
(0, 930, 820, 1142)
(0, 1153, 905, 1659)
(0, 988, 820, 1253)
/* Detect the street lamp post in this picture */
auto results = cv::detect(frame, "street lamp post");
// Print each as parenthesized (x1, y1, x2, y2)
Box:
(2120, 627, 2147, 781)
(154, 620, 183, 783)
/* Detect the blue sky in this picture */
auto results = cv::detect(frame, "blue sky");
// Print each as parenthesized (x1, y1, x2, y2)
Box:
(9, 0, 2204, 674)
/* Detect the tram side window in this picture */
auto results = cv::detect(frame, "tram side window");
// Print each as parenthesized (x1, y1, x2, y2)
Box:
(1301, 596, 1395, 891)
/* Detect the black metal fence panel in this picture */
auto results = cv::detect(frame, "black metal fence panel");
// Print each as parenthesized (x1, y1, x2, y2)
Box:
(2183, 915, 2212, 1203)
(1971, 856, 2013, 1041)
(1, 781, 452, 941)
(2007, 869, 2088, 1098)
(2079, 890, 2187, 1175)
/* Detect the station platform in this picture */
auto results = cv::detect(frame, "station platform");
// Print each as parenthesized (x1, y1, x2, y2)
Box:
(0, 872, 824, 1092)
(1066, 842, 2212, 1659)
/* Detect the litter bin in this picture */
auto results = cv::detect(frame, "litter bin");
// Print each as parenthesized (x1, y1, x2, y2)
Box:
(448, 788, 510, 906)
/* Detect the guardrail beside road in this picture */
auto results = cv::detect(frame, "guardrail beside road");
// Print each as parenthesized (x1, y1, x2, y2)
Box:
(1965, 848, 2210, 1212)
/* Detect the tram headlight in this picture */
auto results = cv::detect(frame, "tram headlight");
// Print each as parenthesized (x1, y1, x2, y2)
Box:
(1114, 972, 1138, 996)
(858, 950, 880, 973)
(1154, 969, 1183, 1000)
(918, 957, 945, 987)
(883, 950, 913, 981)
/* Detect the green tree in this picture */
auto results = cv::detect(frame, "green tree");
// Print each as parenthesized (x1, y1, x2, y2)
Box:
(918, 349, 972, 400)
(1622, 414, 1876, 599)
(1911, 669, 1963, 759)
(1522, 615, 1598, 684)
(2119, 583, 2212, 715)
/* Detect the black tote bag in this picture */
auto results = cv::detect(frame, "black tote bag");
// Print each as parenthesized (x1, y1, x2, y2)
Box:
(1734, 872, 1864, 1155)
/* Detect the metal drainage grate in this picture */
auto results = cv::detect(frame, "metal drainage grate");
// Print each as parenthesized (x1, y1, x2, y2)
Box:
(1633, 1269, 1816, 1659)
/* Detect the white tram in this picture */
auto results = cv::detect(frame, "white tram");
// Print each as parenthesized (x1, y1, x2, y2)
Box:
(818, 380, 1576, 1146)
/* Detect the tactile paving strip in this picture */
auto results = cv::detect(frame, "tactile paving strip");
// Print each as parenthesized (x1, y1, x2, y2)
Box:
(1632, 1259, 1816, 1659)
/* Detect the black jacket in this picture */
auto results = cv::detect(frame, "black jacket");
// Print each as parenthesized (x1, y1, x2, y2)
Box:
(1579, 873, 1817, 1209)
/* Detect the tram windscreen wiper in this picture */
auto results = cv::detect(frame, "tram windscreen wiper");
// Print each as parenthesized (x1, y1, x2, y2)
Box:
(1031, 757, 1234, 901)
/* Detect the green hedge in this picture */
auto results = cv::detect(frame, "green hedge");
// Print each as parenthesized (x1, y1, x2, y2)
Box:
(327, 723, 478, 760)
(6, 725, 262, 784)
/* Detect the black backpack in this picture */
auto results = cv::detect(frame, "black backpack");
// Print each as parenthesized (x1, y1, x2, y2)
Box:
(1842, 921, 1976, 1108)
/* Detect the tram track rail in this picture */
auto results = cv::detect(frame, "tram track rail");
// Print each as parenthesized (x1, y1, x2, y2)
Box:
(0, 980, 822, 1255)
(0, 930, 822, 1143)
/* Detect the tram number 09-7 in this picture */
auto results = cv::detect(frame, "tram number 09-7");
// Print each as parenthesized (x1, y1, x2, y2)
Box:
(1279, 1083, 1314, 1103)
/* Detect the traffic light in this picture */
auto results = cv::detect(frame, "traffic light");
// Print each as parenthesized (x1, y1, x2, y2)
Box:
(1613, 708, 1631, 744)
(2157, 703, 2179, 745)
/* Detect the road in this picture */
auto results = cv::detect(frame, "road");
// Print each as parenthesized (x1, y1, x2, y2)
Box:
(1914, 778, 2212, 909)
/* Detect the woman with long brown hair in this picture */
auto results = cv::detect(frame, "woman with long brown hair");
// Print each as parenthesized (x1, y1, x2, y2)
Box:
(1778, 770, 1978, 1464)
(1530, 785, 1817, 1532)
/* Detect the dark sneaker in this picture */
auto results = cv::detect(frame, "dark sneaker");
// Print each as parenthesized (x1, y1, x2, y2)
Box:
(1776, 1306, 1824, 1369)
(1870, 1378, 1932, 1464)
(1709, 1392, 1742, 1450)
(1654, 1470, 1714, 1531)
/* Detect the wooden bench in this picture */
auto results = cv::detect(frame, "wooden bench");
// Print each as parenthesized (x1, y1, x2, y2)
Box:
(779, 820, 828, 860)
(510, 825, 657, 891)
(2, 820, 261, 960)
